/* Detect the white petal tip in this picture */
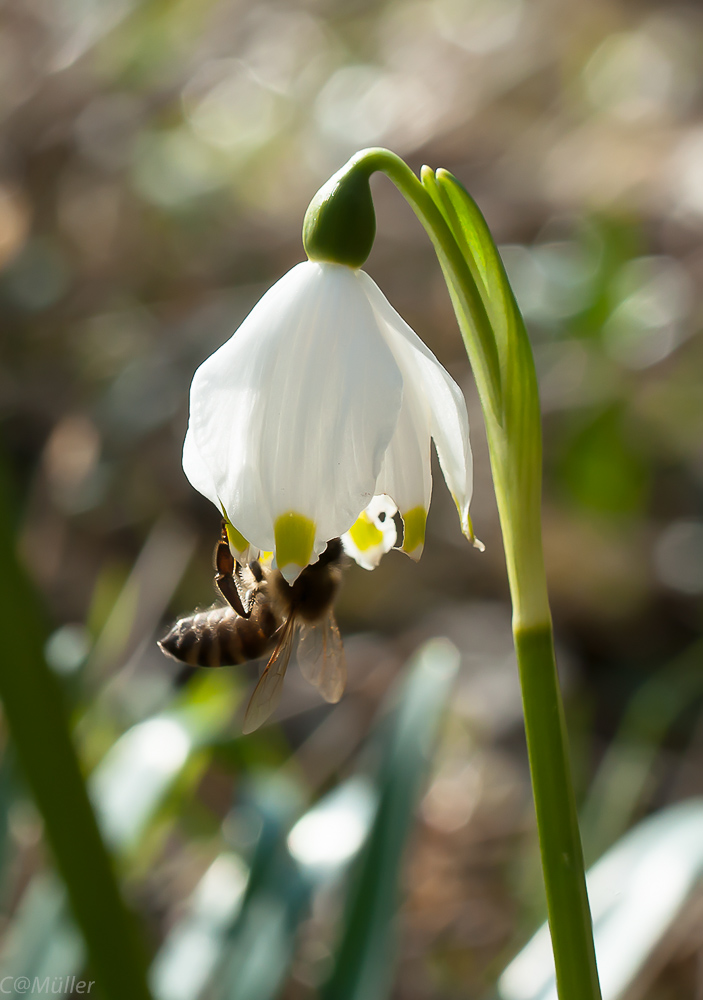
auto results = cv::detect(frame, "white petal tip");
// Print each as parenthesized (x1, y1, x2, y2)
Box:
(279, 563, 304, 585)
(341, 496, 398, 572)
(340, 537, 382, 571)
(237, 546, 260, 564)
(399, 542, 424, 562)
(458, 507, 483, 552)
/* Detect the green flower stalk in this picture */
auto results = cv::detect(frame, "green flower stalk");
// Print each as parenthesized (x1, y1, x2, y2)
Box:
(304, 149, 601, 1000)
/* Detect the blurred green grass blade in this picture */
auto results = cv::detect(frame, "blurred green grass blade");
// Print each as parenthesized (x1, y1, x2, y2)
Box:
(556, 404, 650, 517)
(500, 799, 703, 1000)
(150, 852, 249, 1000)
(287, 776, 377, 876)
(0, 754, 16, 899)
(1, 674, 240, 993)
(0, 874, 84, 983)
(581, 639, 703, 863)
(216, 884, 308, 1000)
(321, 638, 460, 1000)
(91, 672, 238, 853)
(151, 776, 304, 1000)
(231, 777, 303, 905)
(0, 452, 153, 1000)
(85, 515, 197, 686)
(212, 778, 311, 1000)
(152, 775, 378, 1000)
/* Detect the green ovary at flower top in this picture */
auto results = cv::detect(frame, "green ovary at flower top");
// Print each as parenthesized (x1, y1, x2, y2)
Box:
(183, 258, 477, 583)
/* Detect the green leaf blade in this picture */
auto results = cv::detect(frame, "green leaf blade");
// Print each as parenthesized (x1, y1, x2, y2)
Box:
(321, 639, 460, 1000)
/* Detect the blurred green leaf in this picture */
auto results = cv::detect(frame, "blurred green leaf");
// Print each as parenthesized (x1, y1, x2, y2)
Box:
(571, 217, 642, 341)
(556, 405, 649, 516)
(151, 640, 458, 1000)
(581, 640, 703, 863)
(0, 875, 84, 985)
(0, 754, 15, 899)
(211, 777, 310, 1000)
(150, 770, 333, 1000)
(85, 516, 197, 690)
(150, 852, 249, 1000)
(91, 671, 239, 854)
(321, 638, 460, 1000)
(287, 776, 376, 877)
(0, 673, 241, 989)
(0, 449, 153, 1000)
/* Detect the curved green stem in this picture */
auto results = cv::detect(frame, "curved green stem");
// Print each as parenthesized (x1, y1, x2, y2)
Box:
(348, 148, 503, 421)
(344, 149, 602, 1000)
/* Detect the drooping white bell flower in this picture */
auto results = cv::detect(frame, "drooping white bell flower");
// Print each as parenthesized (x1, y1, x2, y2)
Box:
(183, 260, 476, 583)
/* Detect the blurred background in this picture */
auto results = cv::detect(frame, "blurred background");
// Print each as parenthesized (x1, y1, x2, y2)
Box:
(2, 0, 703, 997)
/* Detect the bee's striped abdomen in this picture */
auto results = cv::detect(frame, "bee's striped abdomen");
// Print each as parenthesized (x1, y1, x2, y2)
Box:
(159, 603, 280, 668)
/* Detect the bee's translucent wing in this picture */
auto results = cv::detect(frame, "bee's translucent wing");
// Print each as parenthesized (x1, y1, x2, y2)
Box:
(242, 617, 296, 733)
(297, 614, 347, 704)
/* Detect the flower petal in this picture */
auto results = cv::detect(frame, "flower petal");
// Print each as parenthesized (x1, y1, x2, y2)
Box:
(373, 366, 432, 558)
(182, 426, 219, 509)
(342, 495, 397, 570)
(186, 262, 403, 579)
(358, 270, 475, 541)
(223, 517, 258, 563)
(183, 431, 258, 559)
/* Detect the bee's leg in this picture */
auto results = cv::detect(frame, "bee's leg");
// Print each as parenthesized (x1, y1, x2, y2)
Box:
(215, 522, 251, 618)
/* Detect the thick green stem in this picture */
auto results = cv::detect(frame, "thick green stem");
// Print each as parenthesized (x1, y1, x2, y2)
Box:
(485, 435, 600, 999)
(515, 625, 601, 1000)
(0, 460, 153, 1000)
(339, 148, 602, 1000)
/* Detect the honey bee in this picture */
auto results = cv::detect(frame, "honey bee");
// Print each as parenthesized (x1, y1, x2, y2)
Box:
(158, 521, 346, 733)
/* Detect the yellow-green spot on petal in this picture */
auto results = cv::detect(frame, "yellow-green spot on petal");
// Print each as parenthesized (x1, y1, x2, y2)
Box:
(224, 518, 249, 555)
(274, 512, 316, 572)
(402, 506, 427, 556)
(348, 511, 384, 552)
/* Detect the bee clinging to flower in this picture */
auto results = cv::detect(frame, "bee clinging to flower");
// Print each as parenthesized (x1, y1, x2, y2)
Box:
(159, 521, 346, 733)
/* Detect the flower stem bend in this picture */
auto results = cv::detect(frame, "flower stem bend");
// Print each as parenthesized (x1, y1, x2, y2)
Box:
(351, 148, 503, 423)
(313, 149, 602, 1000)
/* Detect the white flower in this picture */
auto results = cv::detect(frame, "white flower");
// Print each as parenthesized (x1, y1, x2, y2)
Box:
(183, 261, 475, 583)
